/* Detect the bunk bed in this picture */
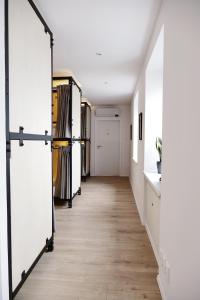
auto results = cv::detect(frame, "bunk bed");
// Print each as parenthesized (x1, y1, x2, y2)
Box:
(52, 76, 82, 208)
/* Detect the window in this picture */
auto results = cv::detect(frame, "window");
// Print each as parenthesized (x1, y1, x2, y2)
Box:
(144, 27, 164, 173)
(133, 92, 139, 162)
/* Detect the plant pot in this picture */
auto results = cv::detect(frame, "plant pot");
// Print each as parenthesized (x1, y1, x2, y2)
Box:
(157, 161, 161, 174)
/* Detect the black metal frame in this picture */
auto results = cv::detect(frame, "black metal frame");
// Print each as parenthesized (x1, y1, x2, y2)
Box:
(53, 76, 82, 208)
(5, 0, 54, 299)
(53, 76, 82, 94)
(12, 237, 54, 298)
(81, 140, 91, 181)
(81, 102, 91, 181)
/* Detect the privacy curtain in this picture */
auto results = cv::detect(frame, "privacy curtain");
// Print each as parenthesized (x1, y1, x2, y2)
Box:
(55, 85, 71, 138)
(54, 147, 71, 200)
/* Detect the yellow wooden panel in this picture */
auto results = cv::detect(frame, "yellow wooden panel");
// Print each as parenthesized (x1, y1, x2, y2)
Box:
(52, 141, 69, 185)
(53, 79, 69, 88)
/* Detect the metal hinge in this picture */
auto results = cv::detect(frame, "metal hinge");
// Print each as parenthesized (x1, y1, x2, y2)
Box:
(45, 130, 49, 145)
(19, 126, 24, 146)
(50, 37, 54, 48)
(6, 141, 11, 159)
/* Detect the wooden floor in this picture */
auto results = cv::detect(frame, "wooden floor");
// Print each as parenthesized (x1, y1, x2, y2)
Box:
(15, 177, 161, 300)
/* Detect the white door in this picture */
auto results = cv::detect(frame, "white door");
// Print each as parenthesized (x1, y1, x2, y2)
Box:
(95, 120, 120, 176)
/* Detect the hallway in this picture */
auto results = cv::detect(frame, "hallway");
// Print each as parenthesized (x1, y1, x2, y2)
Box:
(15, 177, 161, 300)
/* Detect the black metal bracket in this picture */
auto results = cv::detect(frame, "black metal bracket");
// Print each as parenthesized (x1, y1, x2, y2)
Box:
(19, 126, 24, 146)
(72, 138, 81, 142)
(6, 141, 11, 159)
(50, 37, 54, 48)
(9, 128, 52, 146)
(78, 187, 81, 195)
(45, 237, 54, 252)
(45, 130, 49, 145)
(21, 271, 26, 281)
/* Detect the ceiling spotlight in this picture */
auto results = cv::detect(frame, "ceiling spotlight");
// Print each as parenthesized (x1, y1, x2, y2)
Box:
(96, 52, 102, 56)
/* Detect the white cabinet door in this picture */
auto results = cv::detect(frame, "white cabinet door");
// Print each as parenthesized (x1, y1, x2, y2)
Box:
(10, 141, 52, 291)
(145, 182, 160, 253)
(72, 84, 81, 139)
(72, 142, 81, 195)
(9, 0, 52, 135)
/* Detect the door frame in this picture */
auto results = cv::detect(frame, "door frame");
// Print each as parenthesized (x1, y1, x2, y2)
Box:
(91, 115, 121, 176)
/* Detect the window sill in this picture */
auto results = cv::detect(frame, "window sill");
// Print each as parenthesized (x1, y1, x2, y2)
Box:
(132, 158, 138, 164)
(144, 172, 161, 198)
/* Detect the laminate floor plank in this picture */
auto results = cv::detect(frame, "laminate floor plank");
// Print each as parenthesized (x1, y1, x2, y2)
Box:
(15, 177, 161, 300)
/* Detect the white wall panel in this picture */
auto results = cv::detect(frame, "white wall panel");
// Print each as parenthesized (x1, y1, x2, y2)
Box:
(9, 0, 51, 135)
(10, 141, 52, 290)
(72, 142, 81, 195)
(72, 84, 81, 138)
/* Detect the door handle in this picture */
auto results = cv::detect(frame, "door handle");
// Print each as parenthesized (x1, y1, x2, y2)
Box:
(97, 145, 103, 149)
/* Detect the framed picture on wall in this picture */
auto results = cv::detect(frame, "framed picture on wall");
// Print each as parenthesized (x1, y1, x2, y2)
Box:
(130, 124, 132, 140)
(139, 112, 143, 140)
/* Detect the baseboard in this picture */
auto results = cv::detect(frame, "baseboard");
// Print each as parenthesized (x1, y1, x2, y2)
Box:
(120, 173, 129, 177)
(145, 223, 160, 265)
(135, 197, 144, 225)
(157, 274, 167, 300)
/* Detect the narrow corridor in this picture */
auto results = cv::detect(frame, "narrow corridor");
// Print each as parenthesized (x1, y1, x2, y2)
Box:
(16, 177, 161, 300)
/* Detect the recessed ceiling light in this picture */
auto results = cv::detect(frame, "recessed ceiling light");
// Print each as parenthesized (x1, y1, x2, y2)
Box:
(96, 52, 102, 56)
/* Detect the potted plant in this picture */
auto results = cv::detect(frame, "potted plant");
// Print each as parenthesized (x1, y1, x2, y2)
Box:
(155, 137, 162, 174)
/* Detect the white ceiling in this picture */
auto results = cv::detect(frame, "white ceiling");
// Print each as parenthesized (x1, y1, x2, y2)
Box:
(35, 0, 161, 105)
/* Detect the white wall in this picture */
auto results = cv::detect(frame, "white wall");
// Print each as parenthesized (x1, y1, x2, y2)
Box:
(119, 105, 131, 176)
(0, 0, 9, 299)
(130, 80, 145, 223)
(91, 105, 130, 177)
(130, 1, 200, 299)
(159, 1, 200, 299)
(129, 1, 164, 224)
